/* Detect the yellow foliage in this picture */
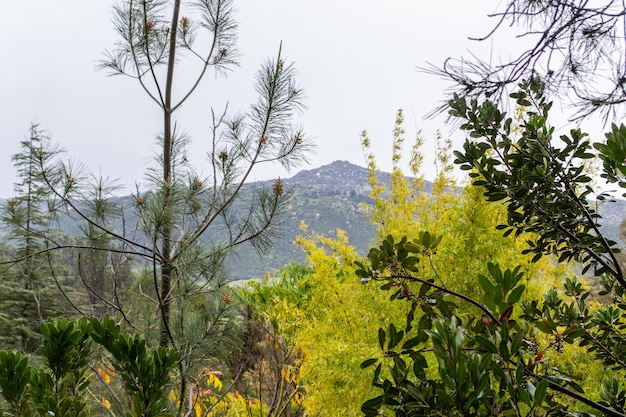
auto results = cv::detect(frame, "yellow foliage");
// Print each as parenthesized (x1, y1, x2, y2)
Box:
(288, 111, 572, 414)
(101, 397, 111, 410)
(192, 392, 268, 417)
(361, 111, 567, 304)
(207, 373, 222, 392)
(285, 228, 412, 416)
(96, 367, 114, 384)
(281, 365, 298, 384)
(244, 111, 578, 415)
(168, 384, 269, 417)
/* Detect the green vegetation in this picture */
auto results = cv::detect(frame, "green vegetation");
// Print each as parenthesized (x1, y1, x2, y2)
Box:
(5, 0, 626, 416)
(0, 127, 68, 352)
(1, 0, 310, 415)
(238, 108, 569, 416)
(357, 79, 626, 416)
(0, 316, 177, 417)
(5, 86, 626, 416)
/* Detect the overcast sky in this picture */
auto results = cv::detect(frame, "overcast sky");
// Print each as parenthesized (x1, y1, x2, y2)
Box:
(1, 1, 500, 197)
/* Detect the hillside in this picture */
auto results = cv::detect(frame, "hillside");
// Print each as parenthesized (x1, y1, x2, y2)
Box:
(0, 161, 389, 279)
(228, 160, 388, 278)
(2, 161, 625, 279)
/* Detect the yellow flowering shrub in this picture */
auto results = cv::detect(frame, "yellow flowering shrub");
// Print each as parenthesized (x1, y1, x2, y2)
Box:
(241, 110, 597, 415)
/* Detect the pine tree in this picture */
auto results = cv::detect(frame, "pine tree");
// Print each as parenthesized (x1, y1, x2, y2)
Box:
(0, 125, 66, 352)
(3, 1, 311, 412)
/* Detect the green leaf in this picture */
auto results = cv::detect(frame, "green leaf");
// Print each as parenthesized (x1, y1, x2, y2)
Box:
(401, 336, 423, 351)
(510, 331, 524, 354)
(388, 324, 404, 350)
(361, 395, 384, 415)
(499, 339, 510, 361)
(474, 335, 498, 354)
(526, 380, 536, 399)
(478, 274, 496, 295)
(507, 285, 526, 305)
(534, 379, 548, 406)
(519, 386, 532, 406)
(373, 363, 382, 382)
(405, 303, 417, 332)
(419, 279, 434, 297)
(360, 358, 378, 369)
(536, 319, 555, 334)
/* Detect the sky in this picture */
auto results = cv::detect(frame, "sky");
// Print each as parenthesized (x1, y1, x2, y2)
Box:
(1, 1, 501, 197)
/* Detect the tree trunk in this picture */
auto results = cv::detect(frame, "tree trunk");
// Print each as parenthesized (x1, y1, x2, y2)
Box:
(159, 0, 181, 347)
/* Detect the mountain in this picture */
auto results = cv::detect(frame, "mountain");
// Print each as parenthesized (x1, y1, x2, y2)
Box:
(228, 161, 387, 278)
(0, 161, 389, 279)
(227, 163, 623, 278)
(285, 160, 385, 193)
(2, 161, 625, 279)
(284, 160, 433, 193)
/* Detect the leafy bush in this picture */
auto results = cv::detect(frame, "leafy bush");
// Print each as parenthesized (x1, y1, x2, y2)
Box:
(0, 316, 178, 417)
(358, 79, 626, 416)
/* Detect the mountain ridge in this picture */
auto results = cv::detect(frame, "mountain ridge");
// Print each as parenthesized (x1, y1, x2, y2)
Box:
(2, 160, 625, 279)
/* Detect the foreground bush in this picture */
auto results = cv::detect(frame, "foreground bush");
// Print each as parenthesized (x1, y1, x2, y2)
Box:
(359, 79, 626, 416)
(0, 316, 177, 417)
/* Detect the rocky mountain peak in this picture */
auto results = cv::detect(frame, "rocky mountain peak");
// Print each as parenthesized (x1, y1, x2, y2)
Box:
(285, 160, 390, 194)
